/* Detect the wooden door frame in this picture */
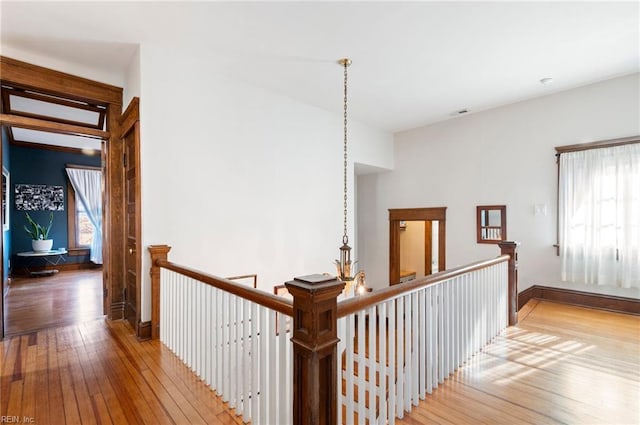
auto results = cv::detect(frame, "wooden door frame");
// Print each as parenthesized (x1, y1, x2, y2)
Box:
(120, 98, 143, 335)
(0, 56, 126, 324)
(389, 207, 447, 285)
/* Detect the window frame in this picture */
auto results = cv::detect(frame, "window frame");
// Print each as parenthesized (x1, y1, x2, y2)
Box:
(66, 164, 101, 256)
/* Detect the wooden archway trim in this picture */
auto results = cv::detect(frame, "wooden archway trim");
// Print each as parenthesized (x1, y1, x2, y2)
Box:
(388, 207, 447, 285)
(0, 56, 125, 323)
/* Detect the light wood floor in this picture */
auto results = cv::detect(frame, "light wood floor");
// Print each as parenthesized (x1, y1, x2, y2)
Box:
(397, 300, 640, 425)
(4, 269, 103, 336)
(0, 300, 638, 424)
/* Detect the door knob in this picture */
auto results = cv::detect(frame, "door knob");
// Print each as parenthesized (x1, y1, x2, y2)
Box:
(129, 247, 135, 255)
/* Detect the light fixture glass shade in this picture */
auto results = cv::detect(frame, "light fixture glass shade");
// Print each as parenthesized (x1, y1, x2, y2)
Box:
(337, 240, 352, 281)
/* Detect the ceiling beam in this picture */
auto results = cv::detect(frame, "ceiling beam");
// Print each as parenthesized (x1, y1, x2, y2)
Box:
(0, 113, 109, 139)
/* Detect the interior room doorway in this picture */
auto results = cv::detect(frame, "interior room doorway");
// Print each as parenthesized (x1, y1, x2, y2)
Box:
(389, 207, 447, 285)
(0, 56, 126, 339)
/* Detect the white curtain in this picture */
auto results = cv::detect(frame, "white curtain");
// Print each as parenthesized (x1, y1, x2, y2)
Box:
(66, 168, 103, 264)
(559, 144, 640, 288)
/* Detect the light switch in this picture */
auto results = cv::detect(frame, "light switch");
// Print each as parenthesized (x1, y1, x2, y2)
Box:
(534, 204, 547, 216)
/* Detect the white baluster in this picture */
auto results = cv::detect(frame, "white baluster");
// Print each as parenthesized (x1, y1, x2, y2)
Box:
(357, 309, 365, 425)
(418, 289, 426, 400)
(411, 292, 419, 407)
(425, 286, 433, 394)
(388, 300, 396, 425)
(396, 296, 404, 419)
(346, 314, 354, 425)
(379, 302, 387, 424)
(368, 305, 377, 425)
(258, 306, 267, 423)
(278, 309, 287, 425)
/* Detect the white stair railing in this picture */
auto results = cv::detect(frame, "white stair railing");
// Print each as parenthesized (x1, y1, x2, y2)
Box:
(337, 257, 509, 425)
(157, 266, 293, 425)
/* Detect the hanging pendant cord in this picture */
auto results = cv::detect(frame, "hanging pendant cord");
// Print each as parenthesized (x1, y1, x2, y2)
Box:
(342, 60, 349, 245)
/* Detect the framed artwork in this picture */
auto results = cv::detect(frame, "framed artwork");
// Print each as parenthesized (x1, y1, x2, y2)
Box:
(15, 184, 64, 211)
(2, 167, 8, 231)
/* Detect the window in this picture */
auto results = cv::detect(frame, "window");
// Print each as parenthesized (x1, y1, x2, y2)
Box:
(67, 180, 95, 253)
(557, 139, 639, 288)
(75, 193, 95, 246)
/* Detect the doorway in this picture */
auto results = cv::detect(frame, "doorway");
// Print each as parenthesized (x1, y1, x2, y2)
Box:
(0, 56, 127, 339)
(389, 207, 446, 285)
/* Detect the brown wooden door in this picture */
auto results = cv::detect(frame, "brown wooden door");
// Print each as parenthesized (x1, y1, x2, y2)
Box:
(121, 98, 141, 331)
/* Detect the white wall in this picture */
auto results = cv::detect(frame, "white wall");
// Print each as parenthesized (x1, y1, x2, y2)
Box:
(138, 44, 393, 320)
(123, 47, 140, 109)
(400, 221, 425, 278)
(358, 73, 640, 299)
(0, 44, 126, 89)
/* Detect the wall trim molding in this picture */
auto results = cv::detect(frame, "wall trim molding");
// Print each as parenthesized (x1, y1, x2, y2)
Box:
(137, 321, 152, 341)
(519, 285, 639, 316)
(111, 301, 125, 320)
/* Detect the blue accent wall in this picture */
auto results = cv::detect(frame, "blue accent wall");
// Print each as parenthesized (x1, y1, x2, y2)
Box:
(2, 128, 10, 288)
(10, 145, 101, 265)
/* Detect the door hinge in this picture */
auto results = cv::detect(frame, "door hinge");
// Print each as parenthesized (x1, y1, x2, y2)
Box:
(123, 287, 127, 300)
(123, 152, 127, 168)
(103, 287, 108, 298)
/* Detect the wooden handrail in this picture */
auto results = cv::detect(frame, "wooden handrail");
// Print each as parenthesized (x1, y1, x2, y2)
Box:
(155, 258, 294, 317)
(226, 273, 258, 288)
(336, 254, 510, 318)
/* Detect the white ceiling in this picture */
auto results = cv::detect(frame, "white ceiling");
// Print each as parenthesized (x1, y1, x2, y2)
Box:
(1, 1, 638, 135)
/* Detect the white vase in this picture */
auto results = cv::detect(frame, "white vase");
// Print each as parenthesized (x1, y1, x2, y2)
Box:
(32, 239, 53, 252)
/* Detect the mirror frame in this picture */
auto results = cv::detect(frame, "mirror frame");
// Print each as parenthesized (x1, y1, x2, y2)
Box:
(476, 205, 506, 244)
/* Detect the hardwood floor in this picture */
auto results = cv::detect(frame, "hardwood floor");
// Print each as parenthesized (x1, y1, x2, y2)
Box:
(4, 269, 103, 336)
(0, 318, 243, 425)
(397, 300, 640, 424)
(0, 299, 637, 424)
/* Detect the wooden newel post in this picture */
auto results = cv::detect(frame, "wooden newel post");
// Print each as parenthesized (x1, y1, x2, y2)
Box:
(148, 245, 171, 339)
(285, 274, 345, 425)
(498, 241, 520, 326)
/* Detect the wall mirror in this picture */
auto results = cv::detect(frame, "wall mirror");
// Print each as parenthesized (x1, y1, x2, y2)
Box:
(476, 205, 506, 244)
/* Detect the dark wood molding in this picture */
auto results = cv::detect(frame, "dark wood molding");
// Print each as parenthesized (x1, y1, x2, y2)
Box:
(105, 102, 124, 320)
(1, 56, 124, 323)
(137, 321, 152, 341)
(0, 56, 122, 105)
(519, 285, 639, 316)
(389, 207, 447, 222)
(389, 207, 447, 285)
(1, 87, 105, 130)
(149, 245, 171, 339)
(477, 205, 507, 244)
(555, 135, 639, 154)
(285, 274, 345, 425)
(67, 248, 91, 256)
(10, 139, 101, 156)
(110, 301, 125, 320)
(424, 221, 433, 275)
(1, 113, 109, 139)
(518, 286, 537, 309)
(498, 241, 520, 326)
(119, 97, 139, 136)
